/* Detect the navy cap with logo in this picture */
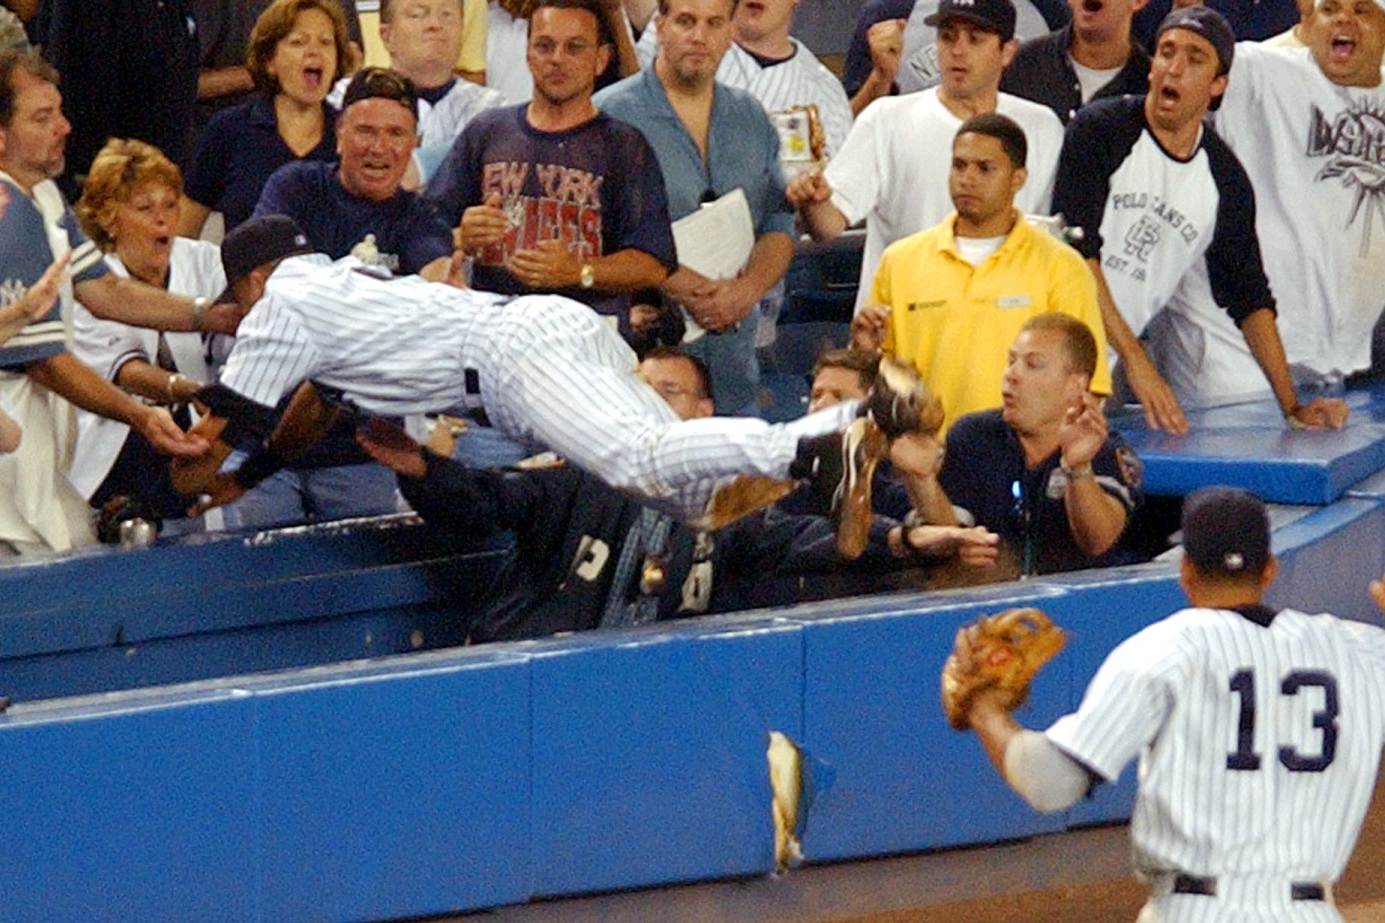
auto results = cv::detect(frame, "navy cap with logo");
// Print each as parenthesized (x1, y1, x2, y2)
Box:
(925, 0, 1017, 42)
(1155, 6, 1235, 76)
(1181, 486, 1271, 577)
(219, 214, 315, 298)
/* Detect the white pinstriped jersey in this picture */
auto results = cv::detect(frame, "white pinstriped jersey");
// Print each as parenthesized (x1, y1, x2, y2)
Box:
(219, 254, 502, 415)
(634, 34, 854, 159)
(216, 253, 854, 520)
(1047, 606, 1385, 919)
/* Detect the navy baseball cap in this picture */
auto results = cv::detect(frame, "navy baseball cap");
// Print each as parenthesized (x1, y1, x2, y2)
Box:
(341, 65, 418, 120)
(1155, 6, 1235, 76)
(1181, 487, 1271, 576)
(925, 0, 1017, 42)
(219, 214, 315, 298)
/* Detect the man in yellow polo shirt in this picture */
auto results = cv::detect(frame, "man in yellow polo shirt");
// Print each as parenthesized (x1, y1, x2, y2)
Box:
(852, 113, 1109, 436)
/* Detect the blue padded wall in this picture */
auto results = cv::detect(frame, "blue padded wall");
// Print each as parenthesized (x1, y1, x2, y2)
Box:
(0, 516, 504, 704)
(784, 584, 1070, 861)
(1114, 387, 1385, 504)
(528, 617, 803, 895)
(255, 650, 531, 922)
(0, 690, 260, 923)
(1268, 497, 1385, 623)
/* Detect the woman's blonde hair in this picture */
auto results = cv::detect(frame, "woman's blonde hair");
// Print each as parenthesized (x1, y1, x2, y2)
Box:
(76, 138, 183, 252)
(247, 0, 351, 95)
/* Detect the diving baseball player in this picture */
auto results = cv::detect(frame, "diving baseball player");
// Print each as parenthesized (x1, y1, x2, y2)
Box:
(950, 486, 1385, 921)
(185, 216, 926, 541)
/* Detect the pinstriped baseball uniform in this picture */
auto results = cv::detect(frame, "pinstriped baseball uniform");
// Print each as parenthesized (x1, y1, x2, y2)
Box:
(1047, 605, 1385, 922)
(219, 254, 853, 519)
(634, 32, 854, 159)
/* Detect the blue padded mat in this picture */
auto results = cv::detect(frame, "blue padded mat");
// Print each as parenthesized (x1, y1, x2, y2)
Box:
(1113, 386, 1385, 504)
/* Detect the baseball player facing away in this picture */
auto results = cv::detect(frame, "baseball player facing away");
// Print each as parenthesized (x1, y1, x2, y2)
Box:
(961, 486, 1385, 922)
(184, 215, 916, 537)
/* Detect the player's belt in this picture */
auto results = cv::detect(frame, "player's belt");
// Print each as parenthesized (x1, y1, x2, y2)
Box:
(1172, 874, 1326, 901)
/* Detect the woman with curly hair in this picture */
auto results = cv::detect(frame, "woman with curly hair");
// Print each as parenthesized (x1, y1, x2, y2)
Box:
(71, 138, 227, 529)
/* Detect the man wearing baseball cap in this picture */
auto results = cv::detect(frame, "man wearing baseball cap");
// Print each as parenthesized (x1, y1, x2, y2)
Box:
(1051, 6, 1348, 433)
(1211, 0, 1385, 402)
(196, 210, 407, 531)
(958, 483, 1385, 919)
(787, 0, 1066, 316)
(251, 66, 458, 281)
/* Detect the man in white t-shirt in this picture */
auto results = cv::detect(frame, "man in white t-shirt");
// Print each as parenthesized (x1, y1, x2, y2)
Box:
(1053, 7, 1348, 431)
(1212, 0, 1385, 389)
(786, 0, 1065, 312)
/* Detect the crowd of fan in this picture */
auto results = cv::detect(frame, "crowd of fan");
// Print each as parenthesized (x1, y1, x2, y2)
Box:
(0, 0, 1380, 638)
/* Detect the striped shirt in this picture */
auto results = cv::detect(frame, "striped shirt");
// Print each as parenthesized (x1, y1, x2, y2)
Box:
(219, 254, 507, 415)
(634, 34, 854, 159)
(1048, 606, 1385, 895)
(0, 173, 108, 370)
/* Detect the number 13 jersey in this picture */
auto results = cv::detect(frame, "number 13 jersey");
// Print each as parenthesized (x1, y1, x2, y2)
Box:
(1046, 605, 1385, 889)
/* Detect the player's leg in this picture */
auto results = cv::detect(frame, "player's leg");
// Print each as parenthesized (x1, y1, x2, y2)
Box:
(480, 305, 859, 518)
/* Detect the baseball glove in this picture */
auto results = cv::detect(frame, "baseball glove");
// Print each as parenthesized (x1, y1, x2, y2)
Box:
(940, 607, 1066, 731)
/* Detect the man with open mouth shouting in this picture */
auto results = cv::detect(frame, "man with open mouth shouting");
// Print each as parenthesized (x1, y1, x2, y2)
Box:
(1052, 6, 1349, 433)
(1210, 0, 1385, 414)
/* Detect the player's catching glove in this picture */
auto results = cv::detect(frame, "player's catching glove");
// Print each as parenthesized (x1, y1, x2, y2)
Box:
(941, 607, 1066, 731)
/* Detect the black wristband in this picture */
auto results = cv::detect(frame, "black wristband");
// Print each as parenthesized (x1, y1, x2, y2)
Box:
(232, 445, 288, 489)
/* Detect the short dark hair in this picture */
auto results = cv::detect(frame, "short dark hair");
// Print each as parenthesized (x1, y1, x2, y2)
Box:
(529, 0, 615, 47)
(1020, 313, 1098, 378)
(642, 346, 711, 399)
(955, 112, 1027, 169)
(812, 348, 880, 393)
(656, 0, 740, 18)
(379, 0, 464, 23)
(0, 48, 58, 128)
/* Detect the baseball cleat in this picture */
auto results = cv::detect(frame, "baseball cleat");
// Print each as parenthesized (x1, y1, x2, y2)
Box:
(826, 417, 887, 560)
(863, 356, 944, 439)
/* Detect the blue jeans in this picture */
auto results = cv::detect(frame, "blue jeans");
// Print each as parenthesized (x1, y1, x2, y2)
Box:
(684, 305, 762, 416)
(218, 453, 402, 530)
(449, 423, 531, 468)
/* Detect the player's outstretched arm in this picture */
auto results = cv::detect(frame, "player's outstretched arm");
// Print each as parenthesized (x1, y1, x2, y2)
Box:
(943, 612, 1090, 813)
(187, 382, 343, 515)
(969, 688, 1026, 775)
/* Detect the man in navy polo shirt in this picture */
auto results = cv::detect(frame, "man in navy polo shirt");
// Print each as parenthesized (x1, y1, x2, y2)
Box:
(254, 67, 456, 280)
(920, 313, 1144, 576)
